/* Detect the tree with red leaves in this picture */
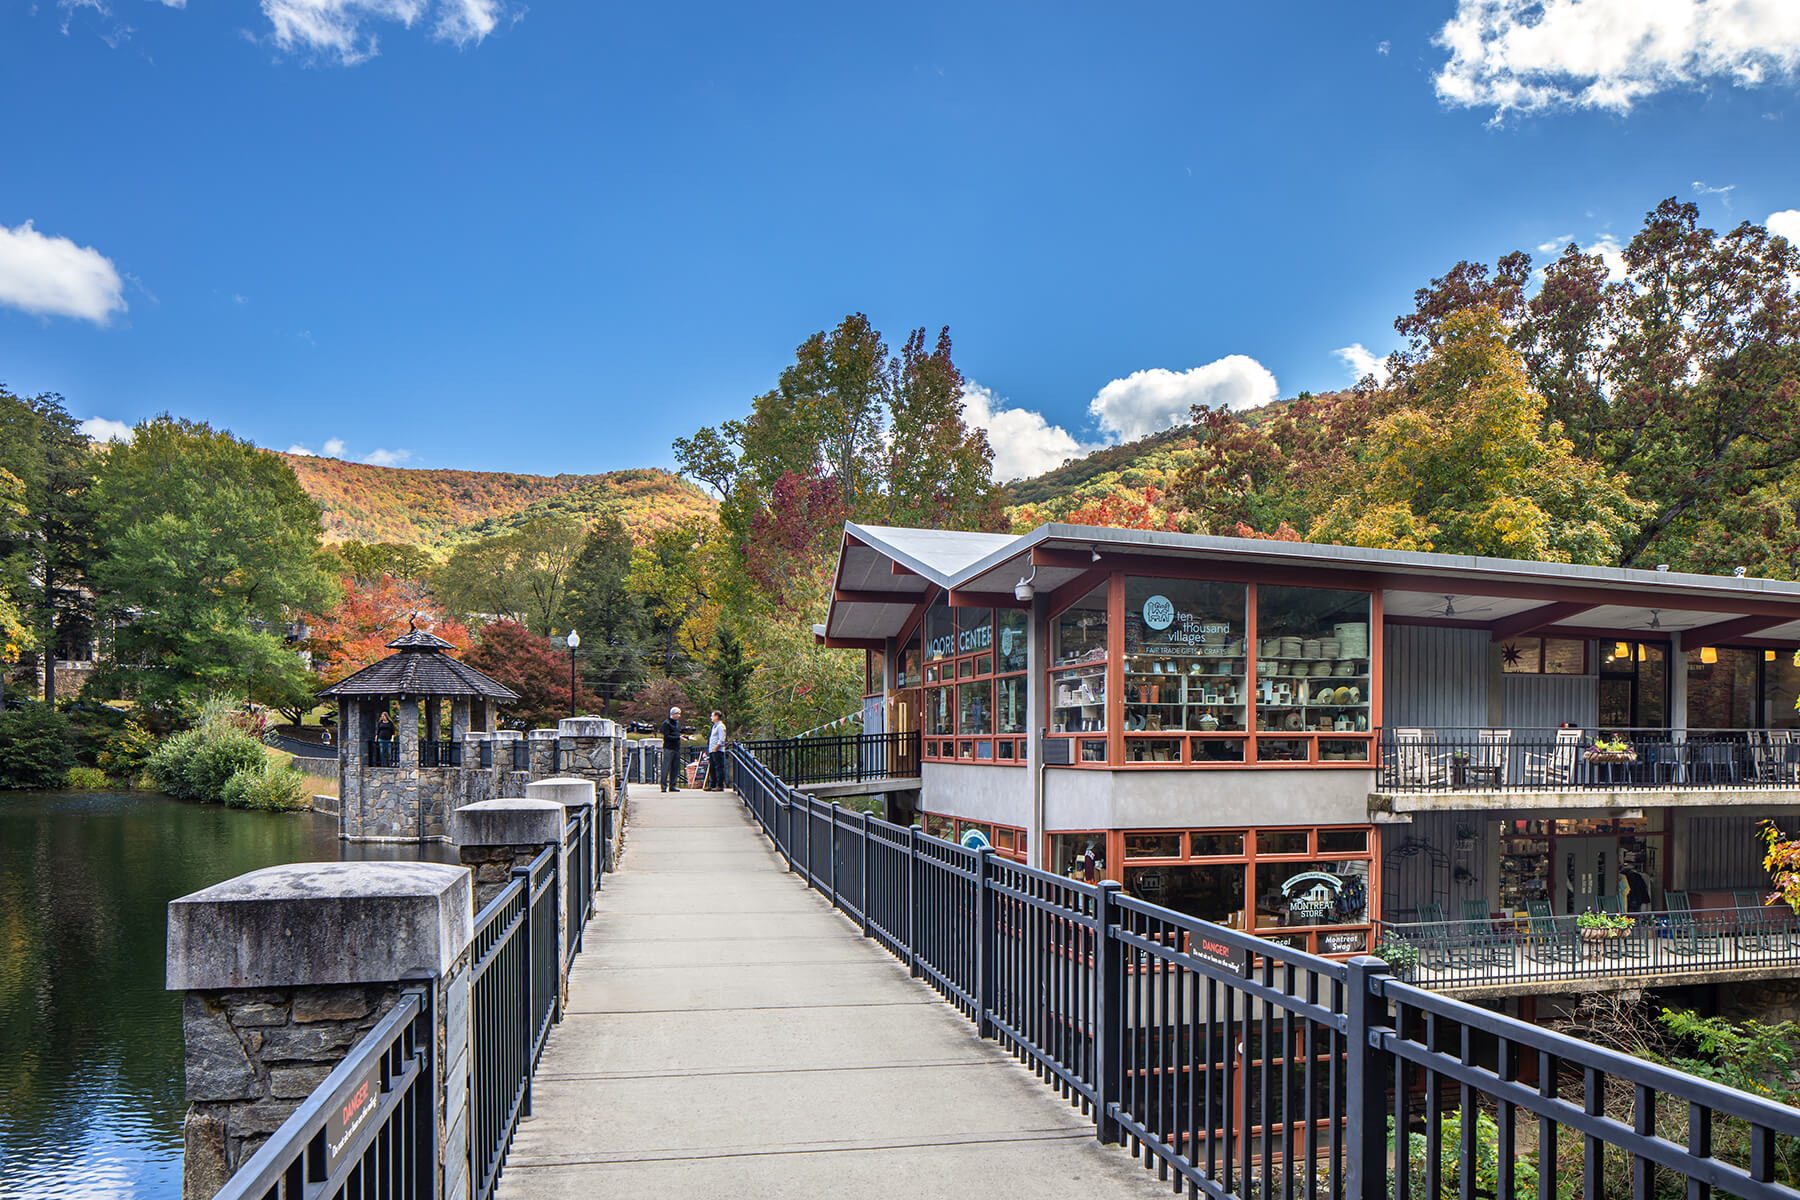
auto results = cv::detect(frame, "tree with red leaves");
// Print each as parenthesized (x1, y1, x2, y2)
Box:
(306, 573, 470, 690)
(745, 470, 848, 612)
(464, 618, 603, 729)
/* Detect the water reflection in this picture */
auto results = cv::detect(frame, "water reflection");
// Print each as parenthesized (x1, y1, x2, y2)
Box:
(0, 791, 450, 1199)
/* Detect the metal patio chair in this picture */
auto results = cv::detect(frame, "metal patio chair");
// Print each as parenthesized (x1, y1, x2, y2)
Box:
(1520, 728, 1582, 788)
(1663, 890, 1724, 958)
(1524, 900, 1578, 965)
(1458, 898, 1504, 967)
(1693, 742, 1740, 787)
(1731, 889, 1782, 951)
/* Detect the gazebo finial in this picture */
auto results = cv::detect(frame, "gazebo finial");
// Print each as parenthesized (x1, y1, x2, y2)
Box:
(408, 611, 419, 633)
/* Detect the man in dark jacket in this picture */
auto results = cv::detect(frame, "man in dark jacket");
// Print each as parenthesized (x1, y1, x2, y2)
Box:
(659, 706, 684, 792)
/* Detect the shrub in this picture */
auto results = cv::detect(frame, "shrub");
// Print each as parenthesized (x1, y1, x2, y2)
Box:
(0, 704, 76, 789)
(147, 724, 268, 802)
(97, 719, 157, 781)
(220, 762, 310, 811)
(65, 765, 110, 790)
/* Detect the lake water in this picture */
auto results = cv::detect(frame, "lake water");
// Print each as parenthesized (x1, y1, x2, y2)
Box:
(0, 791, 451, 1199)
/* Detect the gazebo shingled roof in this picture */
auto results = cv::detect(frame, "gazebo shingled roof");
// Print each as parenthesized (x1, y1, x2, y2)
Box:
(317, 625, 519, 702)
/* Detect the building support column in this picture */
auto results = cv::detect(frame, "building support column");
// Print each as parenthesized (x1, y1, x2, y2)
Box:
(1027, 590, 1049, 871)
(1669, 632, 1688, 734)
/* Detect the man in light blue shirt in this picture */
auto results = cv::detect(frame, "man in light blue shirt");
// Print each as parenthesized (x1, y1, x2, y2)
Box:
(706, 710, 727, 791)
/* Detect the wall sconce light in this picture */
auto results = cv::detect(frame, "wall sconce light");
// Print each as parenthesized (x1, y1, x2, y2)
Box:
(1700, 646, 1719, 665)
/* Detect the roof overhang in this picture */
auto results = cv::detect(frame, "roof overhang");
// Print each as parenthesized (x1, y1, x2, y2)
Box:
(823, 522, 1800, 648)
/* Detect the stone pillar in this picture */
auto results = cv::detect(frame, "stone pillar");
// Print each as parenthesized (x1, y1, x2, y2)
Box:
(527, 777, 597, 958)
(450, 799, 567, 909)
(556, 717, 617, 791)
(398, 698, 421, 768)
(425, 697, 443, 746)
(528, 728, 558, 777)
(167, 862, 473, 1200)
(451, 697, 471, 742)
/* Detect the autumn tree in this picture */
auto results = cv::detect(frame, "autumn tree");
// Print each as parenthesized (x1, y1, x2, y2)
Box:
(464, 619, 600, 729)
(305, 575, 470, 701)
(1310, 308, 1648, 562)
(331, 540, 438, 586)
(885, 326, 999, 528)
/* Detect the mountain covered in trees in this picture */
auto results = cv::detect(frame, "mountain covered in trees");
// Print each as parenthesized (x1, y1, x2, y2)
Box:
(282, 455, 713, 550)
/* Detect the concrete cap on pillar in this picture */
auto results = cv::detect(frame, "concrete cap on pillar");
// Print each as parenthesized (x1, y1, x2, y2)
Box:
(463, 730, 495, 741)
(528, 729, 559, 742)
(526, 776, 596, 810)
(558, 716, 616, 738)
(167, 862, 472, 991)
(449, 798, 566, 848)
(489, 730, 522, 742)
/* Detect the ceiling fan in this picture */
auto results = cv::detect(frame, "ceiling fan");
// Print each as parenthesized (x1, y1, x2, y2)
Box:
(1645, 609, 1701, 631)
(1436, 594, 1500, 619)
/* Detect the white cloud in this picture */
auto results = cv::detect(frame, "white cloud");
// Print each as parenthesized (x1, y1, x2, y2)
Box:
(1536, 234, 1575, 253)
(79, 417, 133, 443)
(260, 0, 507, 65)
(960, 382, 1095, 483)
(1692, 179, 1736, 201)
(322, 437, 347, 457)
(1377, 40, 1391, 56)
(1434, 0, 1800, 118)
(286, 443, 316, 456)
(1768, 209, 1800, 244)
(1334, 344, 1392, 386)
(364, 447, 412, 467)
(0, 220, 126, 324)
(1589, 233, 1628, 281)
(1087, 355, 1278, 443)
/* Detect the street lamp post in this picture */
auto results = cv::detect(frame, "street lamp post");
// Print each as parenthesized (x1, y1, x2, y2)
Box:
(565, 629, 581, 717)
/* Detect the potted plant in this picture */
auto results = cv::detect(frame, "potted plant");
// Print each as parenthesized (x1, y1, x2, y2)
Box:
(1585, 735, 1638, 765)
(1374, 935, 1421, 979)
(1576, 909, 1634, 951)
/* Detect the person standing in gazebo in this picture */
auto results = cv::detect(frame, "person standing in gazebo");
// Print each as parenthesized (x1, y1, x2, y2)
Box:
(375, 710, 396, 764)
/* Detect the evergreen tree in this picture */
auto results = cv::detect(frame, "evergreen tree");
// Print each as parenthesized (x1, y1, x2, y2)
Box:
(562, 512, 648, 710)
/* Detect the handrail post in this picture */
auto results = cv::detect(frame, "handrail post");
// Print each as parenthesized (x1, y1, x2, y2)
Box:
(827, 802, 841, 910)
(1346, 955, 1395, 1200)
(907, 825, 923, 977)
(511, 862, 537, 1116)
(859, 809, 872, 938)
(975, 846, 995, 1039)
(1093, 881, 1123, 1144)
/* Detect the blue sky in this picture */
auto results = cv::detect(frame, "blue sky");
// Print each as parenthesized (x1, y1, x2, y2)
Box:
(4, 1, 1799, 480)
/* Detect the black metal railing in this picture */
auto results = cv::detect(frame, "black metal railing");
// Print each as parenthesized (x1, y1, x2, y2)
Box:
(738, 730, 920, 787)
(218, 796, 605, 1200)
(212, 991, 434, 1200)
(729, 741, 1800, 1199)
(419, 739, 462, 767)
(1376, 726, 1800, 793)
(365, 739, 399, 768)
(1376, 903, 1800, 990)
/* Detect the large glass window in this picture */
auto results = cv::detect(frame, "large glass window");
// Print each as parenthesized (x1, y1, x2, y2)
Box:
(997, 676, 1027, 735)
(896, 645, 920, 689)
(1256, 586, 1372, 738)
(1253, 860, 1370, 930)
(1502, 636, 1588, 675)
(1766, 649, 1800, 730)
(956, 607, 994, 659)
(1688, 647, 1759, 728)
(1125, 864, 1246, 928)
(926, 687, 953, 737)
(1050, 584, 1108, 737)
(1123, 577, 1247, 738)
(957, 681, 992, 735)
(925, 600, 955, 662)
(997, 609, 1028, 673)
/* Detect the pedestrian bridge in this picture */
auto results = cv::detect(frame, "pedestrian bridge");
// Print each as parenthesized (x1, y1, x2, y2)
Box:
(176, 743, 1800, 1200)
(495, 786, 1156, 1197)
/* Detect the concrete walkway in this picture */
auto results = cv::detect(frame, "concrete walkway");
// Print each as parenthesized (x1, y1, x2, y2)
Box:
(498, 787, 1164, 1198)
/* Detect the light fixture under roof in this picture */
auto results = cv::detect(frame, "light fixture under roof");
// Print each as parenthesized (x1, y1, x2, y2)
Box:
(1090, 546, 1102, 563)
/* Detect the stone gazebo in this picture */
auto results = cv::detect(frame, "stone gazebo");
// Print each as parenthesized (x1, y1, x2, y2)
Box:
(319, 627, 519, 842)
